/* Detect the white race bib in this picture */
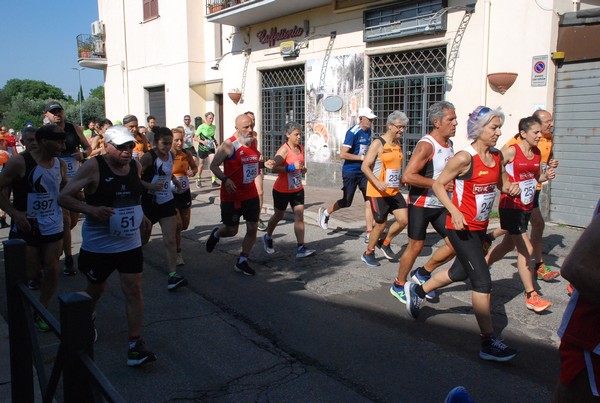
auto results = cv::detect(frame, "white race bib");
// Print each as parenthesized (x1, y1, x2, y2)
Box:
(109, 205, 144, 238)
(287, 171, 302, 190)
(206, 140, 215, 150)
(519, 179, 537, 206)
(474, 191, 496, 222)
(132, 152, 140, 161)
(150, 175, 171, 204)
(171, 175, 189, 194)
(26, 193, 56, 219)
(61, 156, 78, 179)
(385, 169, 401, 189)
(358, 144, 368, 156)
(243, 163, 259, 184)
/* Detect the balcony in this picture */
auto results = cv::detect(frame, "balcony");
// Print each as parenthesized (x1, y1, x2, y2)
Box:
(76, 34, 107, 70)
(206, 0, 331, 27)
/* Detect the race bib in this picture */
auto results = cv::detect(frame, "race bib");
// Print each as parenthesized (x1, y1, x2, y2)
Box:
(206, 140, 216, 150)
(519, 179, 537, 206)
(287, 171, 302, 190)
(109, 205, 144, 238)
(61, 156, 78, 179)
(171, 175, 189, 194)
(132, 152, 140, 161)
(541, 162, 547, 175)
(150, 175, 171, 204)
(243, 163, 259, 184)
(26, 193, 56, 219)
(474, 191, 496, 222)
(385, 169, 401, 189)
(358, 144, 368, 156)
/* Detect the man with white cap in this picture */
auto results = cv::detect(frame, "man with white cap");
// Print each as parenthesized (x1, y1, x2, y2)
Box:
(59, 125, 156, 367)
(318, 107, 376, 238)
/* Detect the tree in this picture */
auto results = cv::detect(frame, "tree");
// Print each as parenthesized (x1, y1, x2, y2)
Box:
(1, 94, 46, 129)
(89, 86, 104, 100)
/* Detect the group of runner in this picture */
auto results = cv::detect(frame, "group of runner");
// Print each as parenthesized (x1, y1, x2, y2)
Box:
(319, 102, 560, 362)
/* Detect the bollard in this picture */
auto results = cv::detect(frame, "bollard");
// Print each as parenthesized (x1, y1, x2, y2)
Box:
(59, 292, 94, 402)
(3, 239, 34, 403)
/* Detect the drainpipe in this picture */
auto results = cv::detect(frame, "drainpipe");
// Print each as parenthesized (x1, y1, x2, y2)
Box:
(481, 0, 492, 106)
(122, 0, 130, 113)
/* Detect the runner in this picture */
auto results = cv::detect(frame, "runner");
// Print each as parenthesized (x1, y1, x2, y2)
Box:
(261, 122, 315, 258)
(0, 124, 66, 332)
(195, 112, 218, 187)
(206, 114, 272, 276)
(391, 101, 457, 302)
(245, 111, 267, 231)
(360, 111, 409, 267)
(123, 115, 149, 161)
(140, 126, 188, 290)
(58, 125, 156, 367)
(182, 115, 199, 172)
(318, 108, 376, 240)
(405, 106, 521, 362)
(486, 116, 556, 312)
(170, 127, 198, 266)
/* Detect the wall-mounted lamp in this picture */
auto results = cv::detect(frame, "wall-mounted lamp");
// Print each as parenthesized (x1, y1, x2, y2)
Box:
(211, 48, 251, 70)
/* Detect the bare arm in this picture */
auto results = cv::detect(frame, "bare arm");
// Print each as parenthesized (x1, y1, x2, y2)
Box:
(402, 141, 437, 188)
(560, 214, 600, 305)
(432, 151, 471, 230)
(74, 125, 93, 161)
(268, 145, 290, 174)
(0, 156, 29, 231)
(497, 151, 520, 196)
(185, 150, 198, 176)
(361, 140, 386, 192)
(339, 145, 363, 162)
(210, 140, 235, 193)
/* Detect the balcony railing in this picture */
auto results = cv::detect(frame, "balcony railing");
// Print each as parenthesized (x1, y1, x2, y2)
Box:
(76, 34, 107, 70)
(206, 0, 246, 15)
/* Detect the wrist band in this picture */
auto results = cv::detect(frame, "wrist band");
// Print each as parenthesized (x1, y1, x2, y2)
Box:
(286, 164, 296, 172)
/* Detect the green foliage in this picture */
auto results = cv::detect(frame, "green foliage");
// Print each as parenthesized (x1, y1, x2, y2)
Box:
(89, 86, 104, 100)
(0, 79, 65, 108)
(2, 94, 47, 129)
(65, 97, 105, 125)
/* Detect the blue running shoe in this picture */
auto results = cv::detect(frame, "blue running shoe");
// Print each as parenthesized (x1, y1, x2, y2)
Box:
(444, 386, 475, 403)
(390, 283, 406, 304)
(361, 252, 380, 267)
(404, 282, 424, 319)
(411, 268, 436, 300)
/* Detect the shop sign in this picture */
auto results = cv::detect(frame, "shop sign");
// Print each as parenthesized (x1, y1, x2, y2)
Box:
(257, 26, 304, 47)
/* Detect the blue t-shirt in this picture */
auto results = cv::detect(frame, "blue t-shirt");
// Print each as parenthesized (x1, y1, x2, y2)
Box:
(342, 124, 372, 174)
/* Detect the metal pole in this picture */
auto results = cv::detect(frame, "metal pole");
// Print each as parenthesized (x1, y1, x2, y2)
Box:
(72, 67, 85, 126)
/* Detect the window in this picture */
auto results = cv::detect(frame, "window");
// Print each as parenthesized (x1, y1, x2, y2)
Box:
(364, 0, 446, 42)
(143, 0, 159, 21)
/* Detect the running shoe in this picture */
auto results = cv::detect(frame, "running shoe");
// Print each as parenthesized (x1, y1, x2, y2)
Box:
(211, 181, 219, 188)
(567, 283, 573, 296)
(257, 219, 267, 232)
(63, 255, 76, 276)
(127, 339, 157, 367)
(206, 227, 220, 252)
(196, 178, 202, 187)
(167, 273, 188, 291)
(411, 268, 437, 300)
(376, 239, 396, 259)
(296, 245, 315, 258)
(263, 234, 275, 254)
(361, 251, 380, 267)
(525, 291, 552, 313)
(176, 252, 185, 266)
(363, 232, 371, 244)
(444, 386, 475, 403)
(536, 263, 560, 281)
(234, 260, 256, 276)
(318, 207, 329, 230)
(34, 313, 50, 333)
(479, 335, 518, 362)
(390, 282, 407, 304)
(404, 282, 424, 319)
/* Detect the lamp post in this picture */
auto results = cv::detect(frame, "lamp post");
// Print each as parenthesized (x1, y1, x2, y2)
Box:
(72, 67, 85, 126)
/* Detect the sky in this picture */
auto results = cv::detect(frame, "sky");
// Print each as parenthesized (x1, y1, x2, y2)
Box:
(1, 0, 104, 99)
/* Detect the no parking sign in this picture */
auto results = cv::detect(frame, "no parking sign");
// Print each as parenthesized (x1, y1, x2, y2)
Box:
(531, 55, 548, 87)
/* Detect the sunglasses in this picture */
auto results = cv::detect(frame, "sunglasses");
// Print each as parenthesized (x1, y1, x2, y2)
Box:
(476, 107, 491, 117)
(110, 142, 135, 151)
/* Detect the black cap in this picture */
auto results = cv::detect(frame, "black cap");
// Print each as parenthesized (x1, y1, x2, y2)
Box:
(44, 101, 64, 113)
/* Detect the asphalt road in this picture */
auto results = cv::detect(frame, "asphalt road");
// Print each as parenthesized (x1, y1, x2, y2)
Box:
(0, 186, 584, 402)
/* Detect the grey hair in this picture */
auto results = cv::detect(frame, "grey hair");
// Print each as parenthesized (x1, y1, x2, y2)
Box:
(205, 112, 214, 118)
(467, 106, 505, 140)
(428, 101, 455, 125)
(285, 121, 303, 135)
(386, 110, 409, 126)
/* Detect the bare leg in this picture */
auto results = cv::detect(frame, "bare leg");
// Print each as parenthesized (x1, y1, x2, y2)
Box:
(242, 221, 258, 256)
(292, 205, 305, 244)
(158, 215, 178, 273)
(119, 272, 144, 338)
(472, 291, 493, 334)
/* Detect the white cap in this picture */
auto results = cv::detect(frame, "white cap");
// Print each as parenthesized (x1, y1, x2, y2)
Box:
(358, 107, 377, 119)
(104, 125, 137, 145)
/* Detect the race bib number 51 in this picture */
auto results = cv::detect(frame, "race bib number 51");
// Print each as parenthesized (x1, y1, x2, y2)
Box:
(110, 206, 144, 238)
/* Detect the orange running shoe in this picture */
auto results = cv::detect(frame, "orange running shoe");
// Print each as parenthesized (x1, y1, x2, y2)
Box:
(536, 263, 560, 281)
(526, 291, 552, 313)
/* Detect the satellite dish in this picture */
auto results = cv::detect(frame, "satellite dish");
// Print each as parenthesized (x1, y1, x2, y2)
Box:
(323, 96, 343, 112)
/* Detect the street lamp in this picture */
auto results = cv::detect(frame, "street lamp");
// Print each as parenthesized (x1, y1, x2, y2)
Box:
(72, 67, 85, 126)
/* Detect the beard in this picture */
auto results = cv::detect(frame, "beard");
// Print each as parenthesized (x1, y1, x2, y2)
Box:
(239, 134, 254, 146)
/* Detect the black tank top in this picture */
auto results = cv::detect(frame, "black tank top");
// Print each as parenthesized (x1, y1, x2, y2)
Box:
(12, 152, 38, 211)
(62, 122, 81, 155)
(85, 156, 143, 210)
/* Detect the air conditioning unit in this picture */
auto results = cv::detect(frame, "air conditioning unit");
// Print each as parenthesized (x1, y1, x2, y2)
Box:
(280, 41, 299, 58)
(93, 39, 106, 56)
(91, 21, 104, 37)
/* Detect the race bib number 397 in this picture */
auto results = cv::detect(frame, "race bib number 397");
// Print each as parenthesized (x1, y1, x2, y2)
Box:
(26, 193, 55, 218)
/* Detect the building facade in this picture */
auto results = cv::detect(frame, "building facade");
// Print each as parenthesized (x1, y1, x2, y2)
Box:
(80, 0, 600, 227)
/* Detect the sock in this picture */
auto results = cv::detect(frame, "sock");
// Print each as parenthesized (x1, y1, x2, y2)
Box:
(365, 249, 375, 254)
(394, 277, 404, 287)
(417, 266, 430, 277)
(525, 290, 536, 298)
(168, 271, 177, 277)
(238, 254, 248, 263)
(324, 210, 330, 217)
(212, 175, 217, 182)
(415, 284, 427, 299)
(383, 239, 391, 247)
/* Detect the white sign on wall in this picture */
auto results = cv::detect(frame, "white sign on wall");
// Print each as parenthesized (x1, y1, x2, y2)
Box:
(531, 55, 548, 87)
